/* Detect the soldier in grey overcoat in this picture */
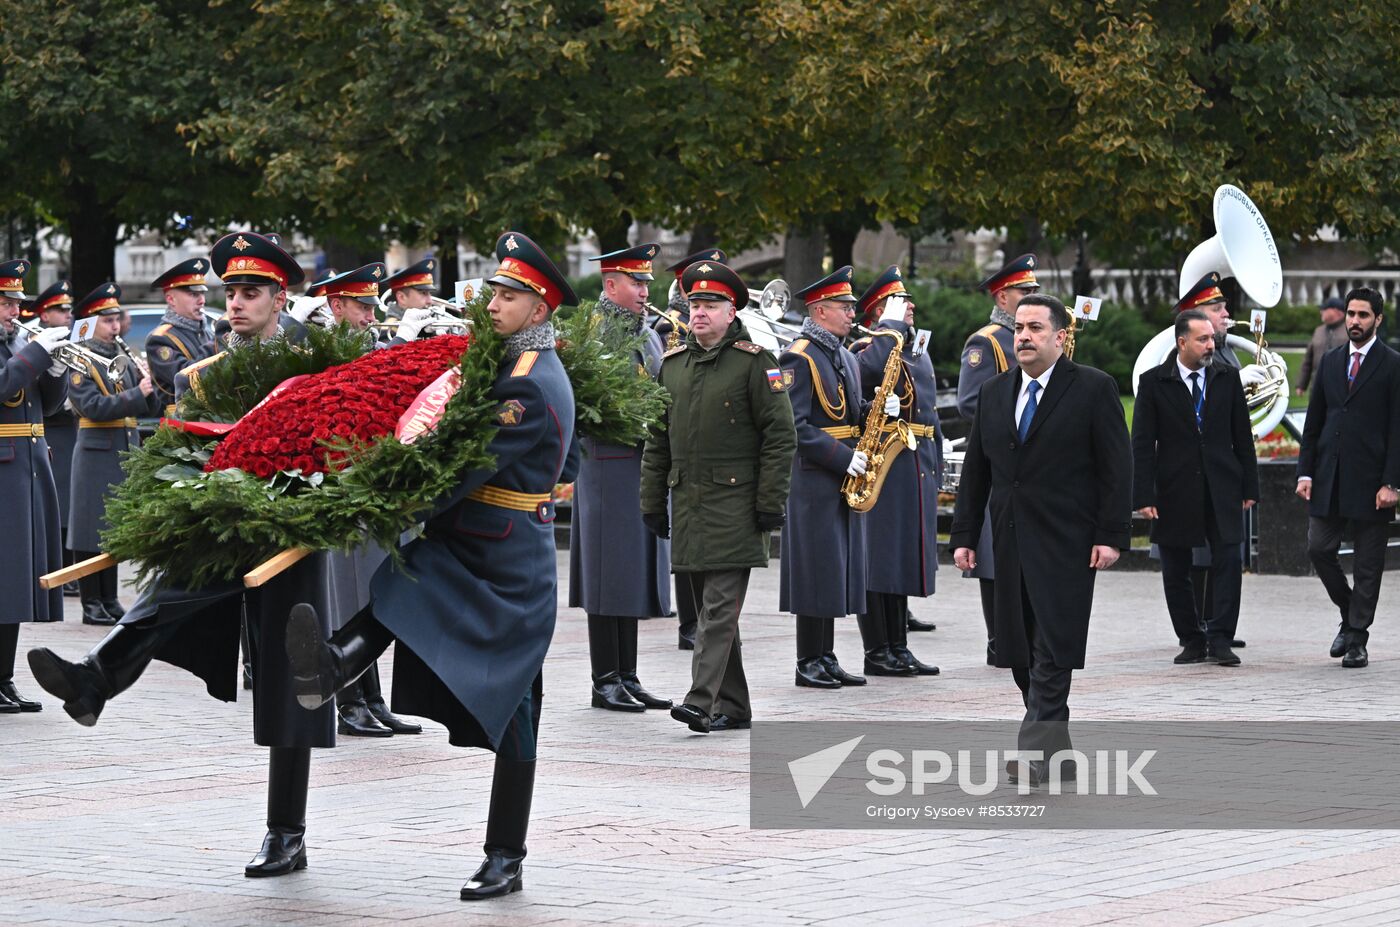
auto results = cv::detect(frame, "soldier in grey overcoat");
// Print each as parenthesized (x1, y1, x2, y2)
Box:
(570, 243, 673, 712)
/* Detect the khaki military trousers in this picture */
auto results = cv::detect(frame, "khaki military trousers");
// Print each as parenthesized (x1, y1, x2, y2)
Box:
(683, 568, 752, 720)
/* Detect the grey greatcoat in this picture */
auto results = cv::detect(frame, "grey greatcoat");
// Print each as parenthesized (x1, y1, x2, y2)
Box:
(0, 337, 66, 624)
(66, 346, 161, 551)
(43, 398, 77, 533)
(854, 320, 943, 597)
(145, 319, 216, 417)
(569, 321, 671, 617)
(957, 317, 1016, 581)
(778, 332, 869, 617)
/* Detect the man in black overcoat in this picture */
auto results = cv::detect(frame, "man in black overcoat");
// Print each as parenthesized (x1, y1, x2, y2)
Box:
(950, 295, 1132, 787)
(1132, 308, 1258, 666)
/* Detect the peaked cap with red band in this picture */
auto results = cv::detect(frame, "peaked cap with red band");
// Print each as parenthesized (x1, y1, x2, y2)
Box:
(152, 257, 210, 293)
(590, 242, 659, 281)
(667, 248, 727, 279)
(75, 282, 123, 319)
(680, 260, 748, 310)
(0, 258, 30, 300)
(321, 262, 386, 305)
(978, 253, 1040, 296)
(487, 231, 578, 311)
(1174, 272, 1226, 314)
(382, 257, 438, 293)
(795, 265, 858, 307)
(31, 280, 73, 315)
(856, 265, 910, 326)
(211, 231, 306, 289)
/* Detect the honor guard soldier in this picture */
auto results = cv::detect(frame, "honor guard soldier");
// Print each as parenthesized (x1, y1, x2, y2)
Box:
(31, 281, 80, 592)
(958, 253, 1039, 663)
(30, 232, 344, 878)
(0, 260, 71, 713)
(67, 283, 161, 625)
(283, 231, 582, 900)
(656, 248, 726, 650)
(321, 262, 385, 334)
(642, 259, 796, 733)
(147, 259, 216, 418)
(570, 243, 673, 712)
(380, 256, 438, 319)
(781, 265, 894, 689)
(851, 267, 941, 677)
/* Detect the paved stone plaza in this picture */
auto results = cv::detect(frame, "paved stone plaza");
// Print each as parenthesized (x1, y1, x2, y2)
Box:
(6, 552, 1400, 926)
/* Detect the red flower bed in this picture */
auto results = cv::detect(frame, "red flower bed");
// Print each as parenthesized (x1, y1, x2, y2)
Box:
(206, 335, 472, 478)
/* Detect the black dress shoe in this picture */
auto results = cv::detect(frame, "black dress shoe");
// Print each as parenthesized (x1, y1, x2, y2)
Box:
(891, 645, 940, 676)
(710, 714, 752, 731)
(338, 702, 394, 737)
(81, 601, 117, 626)
(1174, 642, 1208, 664)
(795, 657, 841, 689)
(1342, 643, 1369, 668)
(0, 690, 19, 714)
(619, 672, 672, 709)
(591, 672, 646, 712)
(0, 681, 41, 712)
(670, 702, 710, 733)
(62, 581, 80, 598)
(1231, 638, 1246, 648)
(864, 646, 917, 677)
(678, 624, 696, 651)
(460, 850, 524, 900)
(101, 599, 126, 620)
(366, 698, 421, 734)
(907, 615, 937, 632)
(820, 653, 866, 686)
(27, 648, 107, 726)
(1208, 643, 1242, 667)
(1330, 626, 1348, 659)
(244, 827, 307, 878)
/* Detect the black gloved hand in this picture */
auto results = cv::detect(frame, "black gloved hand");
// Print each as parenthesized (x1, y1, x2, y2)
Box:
(756, 510, 785, 532)
(642, 512, 670, 539)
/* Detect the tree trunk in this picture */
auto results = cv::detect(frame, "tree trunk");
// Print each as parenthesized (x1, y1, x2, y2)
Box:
(1002, 213, 1044, 266)
(593, 210, 634, 253)
(1071, 234, 1093, 296)
(824, 219, 859, 272)
(783, 224, 825, 293)
(686, 222, 719, 255)
(321, 238, 381, 278)
(67, 182, 119, 296)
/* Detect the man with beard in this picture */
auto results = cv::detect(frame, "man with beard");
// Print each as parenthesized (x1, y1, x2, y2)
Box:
(1297, 286, 1400, 669)
(0, 259, 71, 713)
(571, 243, 672, 712)
(951, 295, 1132, 788)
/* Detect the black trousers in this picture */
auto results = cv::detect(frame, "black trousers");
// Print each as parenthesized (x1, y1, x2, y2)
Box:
(0, 623, 17, 682)
(1308, 515, 1389, 645)
(1158, 498, 1241, 648)
(1009, 581, 1073, 759)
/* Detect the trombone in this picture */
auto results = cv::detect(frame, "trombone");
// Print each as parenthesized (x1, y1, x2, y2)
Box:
(16, 319, 130, 380)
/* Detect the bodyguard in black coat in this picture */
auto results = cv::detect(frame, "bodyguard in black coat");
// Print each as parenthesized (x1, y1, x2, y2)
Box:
(951, 295, 1132, 786)
(1132, 309, 1258, 666)
(1296, 287, 1400, 668)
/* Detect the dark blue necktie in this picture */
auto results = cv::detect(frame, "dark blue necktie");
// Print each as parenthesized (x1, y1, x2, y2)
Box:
(1191, 372, 1204, 430)
(1018, 379, 1040, 442)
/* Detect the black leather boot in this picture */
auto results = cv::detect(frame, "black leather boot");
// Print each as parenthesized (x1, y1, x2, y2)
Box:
(795, 656, 840, 688)
(591, 671, 645, 711)
(461, 756, 533, 900)
(98, 565, 126, 620)
(796, 617, 838, 687)
(285, 604, 393, 710)
(619, 672, 672, 709)
(820, 617, 864, 686)
(864, 645, 916, 676)
(28, 623, 172, 726)
(337, 679, 393, 737)
(78, 568, 115, 626)
(361, 662, 421, 733)
(887, 596, 939, 675)
(246, 747, 309, 877)
(618, 618, 671, 708)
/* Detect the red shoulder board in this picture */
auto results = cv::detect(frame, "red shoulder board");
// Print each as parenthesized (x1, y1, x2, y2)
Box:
(731, 340, 763, 355)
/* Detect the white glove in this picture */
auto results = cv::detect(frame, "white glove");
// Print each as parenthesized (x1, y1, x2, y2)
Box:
(883, 393, 901, 418)
(31, 326, 72, 374)
(846, 450, 869, 477)
(1238, 363, 1270, 388)
(395, 307, 434, 342)
(287, 296, 331, 326)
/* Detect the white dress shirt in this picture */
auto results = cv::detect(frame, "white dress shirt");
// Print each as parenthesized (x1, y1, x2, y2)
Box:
(1015, 364, 1054, 427)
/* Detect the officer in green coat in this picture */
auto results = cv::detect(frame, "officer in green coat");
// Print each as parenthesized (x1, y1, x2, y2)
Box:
(641, 258, 796, 734)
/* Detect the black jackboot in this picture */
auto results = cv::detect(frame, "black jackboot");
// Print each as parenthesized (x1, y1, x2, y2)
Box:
(245, 747, 310, 877)
(98, 565, 126, 620)
(588, 615, 643, 711)
(28, 623, 174, 726)
(361, 662, 421, 733)
(618, 617, 671, 709)
(795, 617, 838, 688)
(820, 617, 865, 686)
(337, 678, 392, 737)
(461, 755, 534, 900)
(77, 560, 115, 626)
(285, 604, 394, 710)
(858, 595, 912, 676)
(886, 594, 938, 676)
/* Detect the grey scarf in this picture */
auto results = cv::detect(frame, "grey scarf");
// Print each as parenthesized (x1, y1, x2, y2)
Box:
(597, 295, 644, 335)
(800, 316, 841, 353)
(990, 306, 1015, 330)
(226, 325, 285, 351)
(504, 320, 557, 361)
(85, 338, 120, 359)
(161, 309, 205, 335)
(667, 289, 690, 316)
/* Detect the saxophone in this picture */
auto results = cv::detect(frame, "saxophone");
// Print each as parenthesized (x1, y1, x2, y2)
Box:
(841, 326, 916, 512)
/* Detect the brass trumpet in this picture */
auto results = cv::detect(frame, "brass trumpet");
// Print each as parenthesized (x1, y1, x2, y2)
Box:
(372, 304, 470, 335)
(644, 302, 689, 349)
(17, 319, 130, 379)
